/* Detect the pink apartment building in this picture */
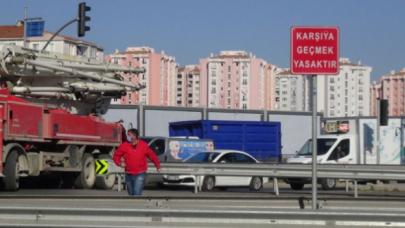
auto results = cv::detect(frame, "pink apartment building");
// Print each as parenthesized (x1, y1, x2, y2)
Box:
(370, 81, 382, 116)
(199, 51, 274, 110)
(108, 47, 177, 106)
(372, 69, 405, 116)
(176, 65, 201, 107)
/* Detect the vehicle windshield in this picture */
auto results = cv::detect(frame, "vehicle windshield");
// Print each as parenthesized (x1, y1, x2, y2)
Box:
(297, 138, 337, 156)
(185, 152, 220, 163)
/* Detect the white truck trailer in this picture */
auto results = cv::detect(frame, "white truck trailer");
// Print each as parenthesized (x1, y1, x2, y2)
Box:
(286, 117, 405, 190)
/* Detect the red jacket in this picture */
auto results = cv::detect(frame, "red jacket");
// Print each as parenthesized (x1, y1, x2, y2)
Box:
(113, 140, 160, 175)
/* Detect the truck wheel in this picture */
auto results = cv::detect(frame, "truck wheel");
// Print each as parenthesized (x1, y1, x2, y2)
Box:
(95, 154, 116, 190)
(202, 176, 215, 191)
(4, 150, 21, 191)
(290, 183, 305, 190)
(75, 154, 96, 189)
(320, 178, 336, 190)
(249, 177, 263, 191)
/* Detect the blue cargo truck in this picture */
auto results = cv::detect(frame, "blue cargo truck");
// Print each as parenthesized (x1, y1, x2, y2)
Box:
(169, 120, 282, 162)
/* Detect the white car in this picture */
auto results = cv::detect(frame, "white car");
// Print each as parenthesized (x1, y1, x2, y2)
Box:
(162, 150, 268, 191)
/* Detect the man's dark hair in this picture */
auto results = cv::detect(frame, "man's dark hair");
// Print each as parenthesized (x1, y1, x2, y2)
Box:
(127, 128, 139, 138)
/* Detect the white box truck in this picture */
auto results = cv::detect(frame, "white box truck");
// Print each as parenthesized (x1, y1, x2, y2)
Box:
(286, 117, 405, 190)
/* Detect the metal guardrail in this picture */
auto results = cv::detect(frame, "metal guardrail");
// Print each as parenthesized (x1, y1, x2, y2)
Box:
(101, 159, 405, 197)
(146, 163, 405, 180)
(105, 160, 405, 180)
(1, 205, 405, 227)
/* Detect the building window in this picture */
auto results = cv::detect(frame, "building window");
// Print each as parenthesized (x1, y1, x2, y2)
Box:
(76, 45, 87, 56)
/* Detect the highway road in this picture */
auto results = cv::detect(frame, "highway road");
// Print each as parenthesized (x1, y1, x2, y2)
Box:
(4, 178, 405, 199)
(1, 180, 405, 227)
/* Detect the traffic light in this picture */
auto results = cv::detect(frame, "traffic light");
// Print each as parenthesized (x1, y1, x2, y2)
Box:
(379, 99, 389, 126)
(78, 2, 91, 37)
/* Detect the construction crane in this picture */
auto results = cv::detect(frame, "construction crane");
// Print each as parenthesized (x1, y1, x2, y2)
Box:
(0, 44, 145, 115)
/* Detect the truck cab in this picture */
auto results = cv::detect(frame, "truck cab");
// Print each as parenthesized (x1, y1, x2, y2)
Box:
(287, 134, 356, 165)
(286, 120, 356, 190)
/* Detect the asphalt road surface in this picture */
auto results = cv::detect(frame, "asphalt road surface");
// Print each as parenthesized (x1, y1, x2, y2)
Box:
(1, 180, 405, 227)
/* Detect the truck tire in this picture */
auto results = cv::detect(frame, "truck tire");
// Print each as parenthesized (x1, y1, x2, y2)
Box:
(95, 154, 116, 190)
(3, 150, 21, 191)
(75, 153, 96, 189)
(202, 176, 215, 191)
(249, 177, 263, 191)
(290, 183, 305, 190)
(320, 178, 336, 190)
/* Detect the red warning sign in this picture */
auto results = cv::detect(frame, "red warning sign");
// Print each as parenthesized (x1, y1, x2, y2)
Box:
(291, 26, 339, 75)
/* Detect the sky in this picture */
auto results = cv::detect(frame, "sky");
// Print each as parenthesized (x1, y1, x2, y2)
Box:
(1, 0, 404, 80)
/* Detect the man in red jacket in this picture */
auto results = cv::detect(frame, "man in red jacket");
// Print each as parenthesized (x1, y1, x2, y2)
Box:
(113, 128, 160, 196)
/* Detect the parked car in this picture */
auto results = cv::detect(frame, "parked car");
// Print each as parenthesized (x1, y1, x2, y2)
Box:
(141, 137, 214, 186)
(141, 136, 214, 162)
(163, 150, 268, 191)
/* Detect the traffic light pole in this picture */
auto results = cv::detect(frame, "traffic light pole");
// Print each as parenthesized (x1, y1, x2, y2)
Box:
(41, 18, 78, 53)
(23, 7, 27, 48)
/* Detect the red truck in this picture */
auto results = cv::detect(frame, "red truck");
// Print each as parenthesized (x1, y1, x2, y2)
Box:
(0, 89, 121, 191)
(0, 40, 144, 191)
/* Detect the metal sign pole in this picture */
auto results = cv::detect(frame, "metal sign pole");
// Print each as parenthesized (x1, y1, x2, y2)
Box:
(311, 75, 318, 210)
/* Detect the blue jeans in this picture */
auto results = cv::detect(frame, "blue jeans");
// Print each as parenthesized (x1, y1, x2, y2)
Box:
(125, 173, 146, 196)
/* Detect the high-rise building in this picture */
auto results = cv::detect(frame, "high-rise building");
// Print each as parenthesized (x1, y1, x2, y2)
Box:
(107, 47, 177, 106)
(317, 58, 372, 117)
(199, 51, 274, 110)
(372, 69, 405, 116)
(264, 64, 277, 110)
(176, 65, 201, 107)
(370, 81, 382, 116)
(273, 69, 311, 111)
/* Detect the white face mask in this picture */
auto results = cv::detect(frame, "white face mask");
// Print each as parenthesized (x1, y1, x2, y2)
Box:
(127, 135, 134, 143)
